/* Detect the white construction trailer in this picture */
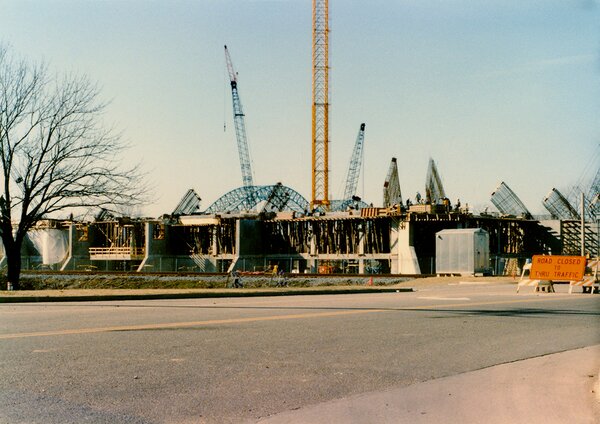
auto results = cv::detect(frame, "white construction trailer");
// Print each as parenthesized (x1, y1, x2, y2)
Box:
(435, 228, 490, 276)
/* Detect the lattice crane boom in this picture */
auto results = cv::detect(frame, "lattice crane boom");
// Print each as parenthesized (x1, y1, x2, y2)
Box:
(343, 123, 365, 201)
(224, 45, 254, 189)
(425, 158, 446, 204)
(383, 157, 402, 208)
(311, 0, 330, 209)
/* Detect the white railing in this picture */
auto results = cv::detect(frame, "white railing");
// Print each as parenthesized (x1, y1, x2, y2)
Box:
(89, 247, 145, 259)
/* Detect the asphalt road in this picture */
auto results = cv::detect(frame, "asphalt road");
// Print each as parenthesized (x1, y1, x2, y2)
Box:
(1, 282, 599, 423)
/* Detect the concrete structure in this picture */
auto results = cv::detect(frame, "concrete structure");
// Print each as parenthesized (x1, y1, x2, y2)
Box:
(9, 210, 565, 276)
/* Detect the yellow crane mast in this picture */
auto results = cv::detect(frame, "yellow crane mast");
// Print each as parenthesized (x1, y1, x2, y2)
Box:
(311, 0, 330, 210)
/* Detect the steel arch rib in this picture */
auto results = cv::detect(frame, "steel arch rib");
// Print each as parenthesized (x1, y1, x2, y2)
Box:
(204, 185, 309, 214)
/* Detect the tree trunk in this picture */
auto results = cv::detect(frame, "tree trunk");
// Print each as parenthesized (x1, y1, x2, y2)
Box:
(5, 242, 22, 290)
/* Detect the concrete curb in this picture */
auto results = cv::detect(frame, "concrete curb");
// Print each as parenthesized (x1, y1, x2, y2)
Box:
(258, 345, 600, 424)
(0, 287, 413, 303)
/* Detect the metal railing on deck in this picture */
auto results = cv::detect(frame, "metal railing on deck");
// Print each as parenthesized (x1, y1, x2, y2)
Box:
(89, 247, 145, 259)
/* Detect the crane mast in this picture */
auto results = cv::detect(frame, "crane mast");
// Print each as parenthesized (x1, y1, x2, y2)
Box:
(311, 0, 330, 209)
(343, 123, 365, 201)
(224, 45, 254, 190)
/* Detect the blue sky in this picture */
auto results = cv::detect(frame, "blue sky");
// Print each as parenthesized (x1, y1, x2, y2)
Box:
(1, 0, 599, 217)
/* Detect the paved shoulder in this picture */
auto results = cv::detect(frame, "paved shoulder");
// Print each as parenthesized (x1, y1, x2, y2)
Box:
(259, 345, 600, 424)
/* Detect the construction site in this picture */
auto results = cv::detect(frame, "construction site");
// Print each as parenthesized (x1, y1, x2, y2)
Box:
(4, 0, 599, 278)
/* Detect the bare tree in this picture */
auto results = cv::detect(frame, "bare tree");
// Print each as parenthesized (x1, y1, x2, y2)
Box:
(0, 45, 146, 289)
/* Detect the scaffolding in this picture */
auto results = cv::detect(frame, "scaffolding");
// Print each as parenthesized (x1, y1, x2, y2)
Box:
(560, 220, 599, 256)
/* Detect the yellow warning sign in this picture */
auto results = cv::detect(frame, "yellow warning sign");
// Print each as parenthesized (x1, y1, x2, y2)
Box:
(530, 255, 586, 281)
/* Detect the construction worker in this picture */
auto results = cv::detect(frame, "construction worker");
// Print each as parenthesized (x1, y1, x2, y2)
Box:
(231, 270, 243, 288)
(276, 269, 288, 287)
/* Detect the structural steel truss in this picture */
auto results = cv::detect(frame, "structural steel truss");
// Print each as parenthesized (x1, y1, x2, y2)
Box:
(490, 182, 532, 219)
(204, 185, 309, 214)
(311, 0, 330, 209)
(383, 157, 402, 208)
(543, 188, 579, 220)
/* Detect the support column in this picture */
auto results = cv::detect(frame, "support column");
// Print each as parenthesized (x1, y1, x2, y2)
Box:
(211, 226, 218, 255)
(395, 218, 421, 274)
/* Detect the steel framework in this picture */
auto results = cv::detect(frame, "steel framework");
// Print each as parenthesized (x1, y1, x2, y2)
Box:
(311, 0, 330, 209)
(204, 185, 309, 214)
(172, 189, 202, 215)
(224, 45, 255, 209)
(543, 188, 579, 220)
(490, 182, 532, 219)
(383, 157, 402, 208)
(342, 123, 366, 202)
(587, 167, 599, 220)
(425, 158, 446, 204)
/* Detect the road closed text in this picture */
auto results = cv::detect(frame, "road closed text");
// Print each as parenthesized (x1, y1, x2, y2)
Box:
(530, 255, 586, 281)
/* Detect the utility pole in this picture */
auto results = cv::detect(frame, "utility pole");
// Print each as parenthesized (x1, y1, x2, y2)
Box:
(581, 192, 586, 256)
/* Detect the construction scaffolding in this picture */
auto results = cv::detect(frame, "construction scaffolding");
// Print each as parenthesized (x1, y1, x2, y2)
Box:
(560, 220, 599, 257)
(262, 216, 390, 256)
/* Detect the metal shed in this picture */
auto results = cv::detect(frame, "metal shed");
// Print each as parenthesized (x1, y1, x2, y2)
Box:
(435, 228, 490, 275)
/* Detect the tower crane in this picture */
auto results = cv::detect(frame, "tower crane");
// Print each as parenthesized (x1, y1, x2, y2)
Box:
(311, 0, 330, 210)
(224, 45, 255, 207)
(342, 123, 365, 202)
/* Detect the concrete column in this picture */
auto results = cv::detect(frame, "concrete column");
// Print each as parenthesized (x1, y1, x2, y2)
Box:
(358, 223, 365, 256)
(137, 222, 152, 272)
(396, 219, 421, 274)
(212, 226, 218, 255)
(390, 218, 399, 274)
(308, 258, 317, 273)
(60, 224, 76, 271)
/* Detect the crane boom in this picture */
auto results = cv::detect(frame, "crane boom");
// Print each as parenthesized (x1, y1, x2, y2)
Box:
(425, 158, 446, 204)
(343, 123, 365, 201)
(224, 45, 254, 189)
(383, 157, 402, 208)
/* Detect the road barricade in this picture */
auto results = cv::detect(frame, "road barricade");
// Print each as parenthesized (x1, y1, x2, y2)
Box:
(517, 255, 586, 294)
(569, 258, 599, 294)
(517, 263, 554, 293)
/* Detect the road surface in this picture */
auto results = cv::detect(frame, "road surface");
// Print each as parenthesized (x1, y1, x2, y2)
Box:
(1, 281, 598, 423)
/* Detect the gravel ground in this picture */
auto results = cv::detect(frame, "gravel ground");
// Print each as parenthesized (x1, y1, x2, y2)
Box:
(0, 273, 515, 295)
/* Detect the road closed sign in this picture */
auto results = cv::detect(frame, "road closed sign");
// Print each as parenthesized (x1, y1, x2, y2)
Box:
(530, 255, 586, 281)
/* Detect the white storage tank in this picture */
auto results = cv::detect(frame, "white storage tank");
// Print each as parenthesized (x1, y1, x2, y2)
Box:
(435, 228, 490, 275)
